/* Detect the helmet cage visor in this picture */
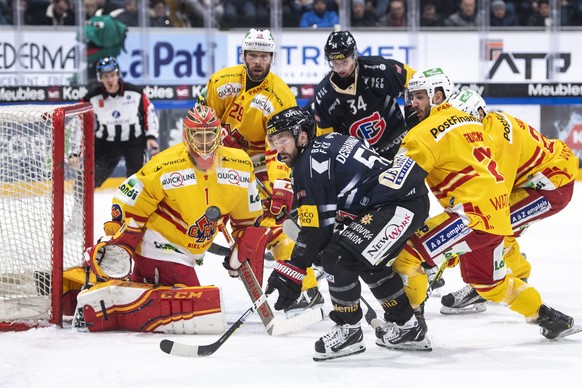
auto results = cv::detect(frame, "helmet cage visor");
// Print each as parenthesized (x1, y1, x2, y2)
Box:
(183, 125, 221, 158)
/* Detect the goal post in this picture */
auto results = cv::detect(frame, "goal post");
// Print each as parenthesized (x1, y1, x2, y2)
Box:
(0, 103, 94, 330)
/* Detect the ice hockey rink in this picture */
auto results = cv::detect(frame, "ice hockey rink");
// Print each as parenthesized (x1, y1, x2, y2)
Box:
(1, 182, 581, 388)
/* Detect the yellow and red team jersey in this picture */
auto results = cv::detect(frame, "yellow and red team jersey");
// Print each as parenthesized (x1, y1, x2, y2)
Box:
(401, 102, 512, 235)
(482, 111, 578, 191)
(204, 64, 297, 183)
(111, 143, 263, 256)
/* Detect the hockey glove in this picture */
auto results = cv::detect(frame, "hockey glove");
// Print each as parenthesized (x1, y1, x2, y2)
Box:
(404, 104, 420, 129)
(265, 179, 293, 220)
(86, 218, 144, 280)
(265, 260, 306, 311)
(220, 127, 242, 149)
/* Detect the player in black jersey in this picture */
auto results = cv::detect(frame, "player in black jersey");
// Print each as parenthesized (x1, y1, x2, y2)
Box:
(312, 30, 417, 162)
(264, 106, 432, 361)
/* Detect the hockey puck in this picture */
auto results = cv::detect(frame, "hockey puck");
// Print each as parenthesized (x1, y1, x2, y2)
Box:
(205, 206, 222, 222)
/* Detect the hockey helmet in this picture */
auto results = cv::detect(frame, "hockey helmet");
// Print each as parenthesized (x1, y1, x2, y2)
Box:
(183, 105, 222, 170)
(406, 67, 455, 108)
(96, 56, 120, 79)
(449, 90, 488, 121)
(324, 31, 357, 61)
(266, 107, 316, 146)
(241, 29, 276, 54)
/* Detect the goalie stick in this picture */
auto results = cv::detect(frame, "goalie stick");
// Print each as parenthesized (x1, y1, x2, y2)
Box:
(205, 206, 323, 336)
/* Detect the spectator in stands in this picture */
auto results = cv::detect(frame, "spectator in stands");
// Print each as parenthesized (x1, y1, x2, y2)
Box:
(526, 0, 551, 26)
(299, 0, 338, 28)
(284, 0, 311, 27)
(29, 0, 75, 25)
(84, 0, 99, 20)
(0, 0, 8, 25)
(149, 0, 172, 26)
(378, 0, 407, 27)
(446, 0, 480, 27)
(490, 0, 519, 26)
(351, 0, 377, 26)
(420, 1, 445, 26)
(222, 0, 261, 28)
(115, 0, 138, 26)
(183, 0, 224, 27)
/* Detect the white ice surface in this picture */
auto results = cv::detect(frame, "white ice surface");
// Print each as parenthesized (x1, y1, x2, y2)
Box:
(1, 183, 581, 388)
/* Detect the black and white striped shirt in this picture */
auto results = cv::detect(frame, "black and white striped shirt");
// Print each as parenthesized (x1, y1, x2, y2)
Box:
(82, 80, 159, 143)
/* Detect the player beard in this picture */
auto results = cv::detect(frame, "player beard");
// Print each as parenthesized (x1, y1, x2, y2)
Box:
(247, 65, 270, 82)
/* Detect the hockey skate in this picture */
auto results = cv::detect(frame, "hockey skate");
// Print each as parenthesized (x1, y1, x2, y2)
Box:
(313, 313, 365, 361)
(284, 286, 324, 318)
(72, 306, 88, 332)
(535, 304, 574, 339)
(440, 284, 487, 315)
(375, 315, 432, 351)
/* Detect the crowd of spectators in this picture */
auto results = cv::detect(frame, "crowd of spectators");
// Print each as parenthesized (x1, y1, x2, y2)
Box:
(2, 0, 582, 29)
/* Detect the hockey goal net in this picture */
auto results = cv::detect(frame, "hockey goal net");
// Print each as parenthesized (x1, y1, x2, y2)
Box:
(0, 103, 94, 330)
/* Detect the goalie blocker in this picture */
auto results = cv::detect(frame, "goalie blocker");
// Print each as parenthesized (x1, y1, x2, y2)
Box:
(77, 280, 227, 334)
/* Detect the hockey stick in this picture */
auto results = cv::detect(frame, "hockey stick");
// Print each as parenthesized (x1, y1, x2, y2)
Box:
(206, 206, 323, 336)
(425, 260, 448, 300)
(160, 294, 265, 357)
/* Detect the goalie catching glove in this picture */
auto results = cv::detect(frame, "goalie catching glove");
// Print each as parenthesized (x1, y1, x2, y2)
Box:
(265, 260, 306, 310)
(85, 218, 144, 280)
(264, 179, 293, 220)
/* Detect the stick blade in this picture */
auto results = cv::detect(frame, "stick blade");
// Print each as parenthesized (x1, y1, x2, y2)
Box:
(270, 307, 324, 336)
(160, 339, 205, 357)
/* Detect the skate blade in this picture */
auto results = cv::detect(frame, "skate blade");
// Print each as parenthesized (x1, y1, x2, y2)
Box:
(554, 324, 582, 339)
(440, 303, 487, 315)
(375, 336, 432, 352)
(313, 343, 366, 362)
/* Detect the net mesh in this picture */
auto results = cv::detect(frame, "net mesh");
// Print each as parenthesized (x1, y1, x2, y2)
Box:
(0, 104, 92, 325)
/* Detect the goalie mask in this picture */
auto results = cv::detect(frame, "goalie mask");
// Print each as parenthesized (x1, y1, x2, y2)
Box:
(183, 105, 222, 171)
(449, 90, 488, 121)
(406, 67, 454, 108)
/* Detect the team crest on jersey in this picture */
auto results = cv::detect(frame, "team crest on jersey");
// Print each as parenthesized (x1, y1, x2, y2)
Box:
(349, 112, 386, 145)
(187, 214, 217, 243)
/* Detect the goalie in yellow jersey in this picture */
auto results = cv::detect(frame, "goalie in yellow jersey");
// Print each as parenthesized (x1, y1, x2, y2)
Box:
(71, 105, 269, 334)
(391, 67, 574, 340)
(203, 28, 323, 317)
(438, 90, 579, 315)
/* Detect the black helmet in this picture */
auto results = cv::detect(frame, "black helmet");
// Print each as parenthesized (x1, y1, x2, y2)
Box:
(324, 31, 357, 61)
(267, 106, 315, 143)
(96, 56, 120, 77)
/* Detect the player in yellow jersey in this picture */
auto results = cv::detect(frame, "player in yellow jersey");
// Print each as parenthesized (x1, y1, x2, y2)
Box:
(204, 28, 323, 316)
(391, 67, 574, 340)
(440, 90, 579, 314)
(72, 105, 269, 334)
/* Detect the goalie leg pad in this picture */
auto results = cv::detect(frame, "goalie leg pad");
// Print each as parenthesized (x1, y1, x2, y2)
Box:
(77, 280, 227, 334)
